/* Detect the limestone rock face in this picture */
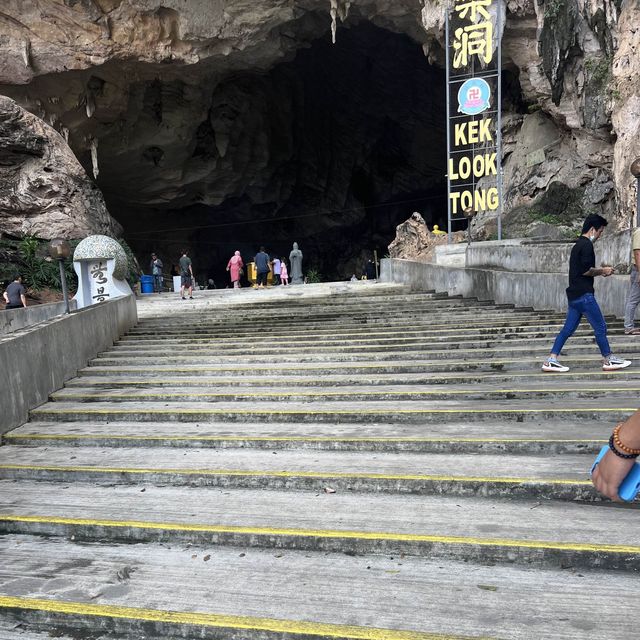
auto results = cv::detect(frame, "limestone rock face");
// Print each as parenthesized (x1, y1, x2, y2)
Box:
(389, 212, 466, 262)
(0, 96, 122, 239)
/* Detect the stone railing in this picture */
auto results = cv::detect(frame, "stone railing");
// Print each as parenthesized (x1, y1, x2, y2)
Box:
(0, 294, 137, 435)
(381, 231, 633, 319)
(0, 299, 79, 336)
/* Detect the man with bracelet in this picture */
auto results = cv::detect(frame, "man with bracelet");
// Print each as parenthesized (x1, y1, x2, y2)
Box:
(592, 409, 640, 501)
(542, 214, 631, 373)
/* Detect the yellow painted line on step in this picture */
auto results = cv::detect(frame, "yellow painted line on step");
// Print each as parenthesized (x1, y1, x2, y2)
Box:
(54, 387, 640, 400)
(0, 596, 492, 640)
(1, 515, 638, 555)
(0, 464, 593, 485)
(30, 407, 638, 416)
(3, 434, 603, 444)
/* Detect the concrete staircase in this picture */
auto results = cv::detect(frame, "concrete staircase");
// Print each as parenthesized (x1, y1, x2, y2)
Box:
(1, 283, 639, 639)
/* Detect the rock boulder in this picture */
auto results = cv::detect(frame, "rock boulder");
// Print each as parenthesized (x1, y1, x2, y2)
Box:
(0, 96, 121, 240)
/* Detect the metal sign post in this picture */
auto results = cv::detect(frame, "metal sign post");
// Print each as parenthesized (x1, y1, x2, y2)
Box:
(445, 0, 503, 242)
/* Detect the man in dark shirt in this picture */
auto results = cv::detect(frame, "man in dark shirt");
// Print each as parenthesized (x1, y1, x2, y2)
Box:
(542, 214, 631, 372)
(178, 250, 194, 300)
(150, 253, 163, 293)
(254, 247, 271, 288)
(3, 275, 27, 310)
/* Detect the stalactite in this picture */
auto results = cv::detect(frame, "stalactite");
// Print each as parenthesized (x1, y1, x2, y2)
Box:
(90, 138, 99, 179)
(329, 0, 351, 44)
(86, 94, 96, 118)
(61, 127, 69, 144)
(21, 38, 31, 69)
(330, 0, 338, 44)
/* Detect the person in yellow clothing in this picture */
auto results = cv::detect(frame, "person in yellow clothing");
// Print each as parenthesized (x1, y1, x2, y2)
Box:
(623, 226, 640, 334)
(431, 224, 446, 236)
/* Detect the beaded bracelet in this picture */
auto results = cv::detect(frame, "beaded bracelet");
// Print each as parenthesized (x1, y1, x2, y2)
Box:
(609, 434, 639, 459)
(612, 423, 640, 456)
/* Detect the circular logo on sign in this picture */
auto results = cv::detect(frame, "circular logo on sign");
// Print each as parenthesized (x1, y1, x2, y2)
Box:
(457, 78, 491, 116)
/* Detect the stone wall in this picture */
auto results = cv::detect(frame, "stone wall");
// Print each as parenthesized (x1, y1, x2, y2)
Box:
(0, 295, 137, 434)
(0, 300, 78, 336)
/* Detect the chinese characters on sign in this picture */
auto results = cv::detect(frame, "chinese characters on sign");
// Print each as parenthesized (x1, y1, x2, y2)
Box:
(89, 261, 111, 303)
(446, 0, 502, 238)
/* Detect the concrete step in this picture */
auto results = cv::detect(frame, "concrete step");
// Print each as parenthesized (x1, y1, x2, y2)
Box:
(88, 343, 640, 366)
(126, 307, 585, 329)
(128, 303, 521, 329)
(0, 619, 111, 640)
(75, 366, 640, 382)
(1, 481, 638, 570)
(126, 311, 591, 335)
(48, 381, 640, 403)
(27, 398, 636, 426)
(0, 534, 637, 639)
(67, 369, 640, 387)
(4, 419, 609, 454)
(0, 445, 601, 500)
(114, 324, 618, 346)
(106, 332, 638, 353)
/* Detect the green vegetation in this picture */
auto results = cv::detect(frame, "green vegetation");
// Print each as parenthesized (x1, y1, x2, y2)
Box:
(528, 211, 562, 225)
(305, 268, 322, 284)
(584, 56, 612, 91)
(119, 239, 142, 286)
(17, 236, 78, 292)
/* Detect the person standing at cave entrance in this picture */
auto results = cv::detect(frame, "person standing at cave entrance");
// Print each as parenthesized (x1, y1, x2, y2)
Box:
(280, 258, 289, 286)
(179, 250, 194, 300)
(542, 214, 631, 373)
(271, 256, 281, 286)
(150, 253, 163, 293)
(289, 242, 303, 284)
(226, 251, 244, 289)
(254, 247, 271, 289)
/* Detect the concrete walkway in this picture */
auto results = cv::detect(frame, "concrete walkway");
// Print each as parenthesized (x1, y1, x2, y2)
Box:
(0, 281, 639, 639)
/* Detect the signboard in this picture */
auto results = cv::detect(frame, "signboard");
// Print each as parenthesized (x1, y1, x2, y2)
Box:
(445, 0, 503, 240)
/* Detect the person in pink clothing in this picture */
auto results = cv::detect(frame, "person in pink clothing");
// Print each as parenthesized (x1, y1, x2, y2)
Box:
(226, 251, 244, 289)
(280, 258, 289, 286)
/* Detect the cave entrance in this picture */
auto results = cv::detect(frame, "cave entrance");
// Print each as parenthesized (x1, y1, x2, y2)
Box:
(117, 21, 448, 284)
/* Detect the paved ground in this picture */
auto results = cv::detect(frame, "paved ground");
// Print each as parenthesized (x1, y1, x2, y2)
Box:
(1, 281, 639, 639)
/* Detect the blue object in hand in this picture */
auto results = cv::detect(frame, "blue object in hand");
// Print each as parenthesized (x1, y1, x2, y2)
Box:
(591, 445, 640, 502)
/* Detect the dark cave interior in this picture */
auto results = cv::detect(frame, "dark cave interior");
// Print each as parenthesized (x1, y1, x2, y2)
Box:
(116, 22, 449, 284)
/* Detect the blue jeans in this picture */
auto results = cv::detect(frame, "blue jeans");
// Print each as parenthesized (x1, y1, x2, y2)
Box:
(550, 293, 611, 357)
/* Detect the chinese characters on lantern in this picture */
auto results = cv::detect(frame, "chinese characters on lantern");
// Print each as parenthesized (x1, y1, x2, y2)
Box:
(89, 261, 111, 303)
(446, 0, 502, 236)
